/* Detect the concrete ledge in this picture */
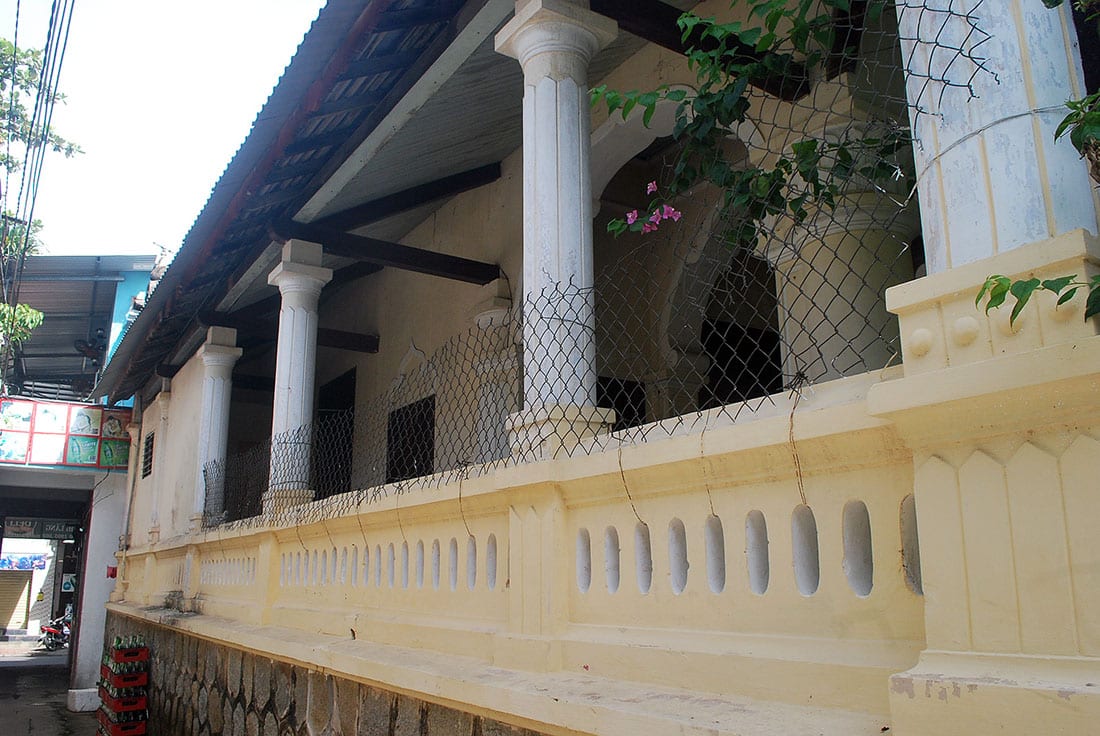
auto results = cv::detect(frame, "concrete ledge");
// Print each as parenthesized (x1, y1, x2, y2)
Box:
(109, 602, 887, 736)
(67, 687, 100, 712)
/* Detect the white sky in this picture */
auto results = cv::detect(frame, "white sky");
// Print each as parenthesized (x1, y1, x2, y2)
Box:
(2, 0, 327, 257)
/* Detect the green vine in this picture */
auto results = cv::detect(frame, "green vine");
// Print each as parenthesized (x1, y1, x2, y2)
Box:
(591, 0, 908, 249)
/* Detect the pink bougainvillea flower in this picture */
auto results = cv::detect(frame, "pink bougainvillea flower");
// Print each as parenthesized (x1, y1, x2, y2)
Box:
(649, 210, 662, 224)
(646, 181, 658, 194)
(661, 204, 682, 222)
(625, 209, 639, 225)
(642, 222, 659, 233)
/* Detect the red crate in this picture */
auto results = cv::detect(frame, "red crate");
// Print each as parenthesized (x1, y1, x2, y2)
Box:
(98, 687, 147, 713)
(108, 646, 149, 665)
(100, 664, 148, 688)
(96, 709, 147, 735)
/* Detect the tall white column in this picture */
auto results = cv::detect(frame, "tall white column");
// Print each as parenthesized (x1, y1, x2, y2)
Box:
(897, 0, 1097, 273)
(192, 326, 242, 530)
(496, 0, 618, 456)
(264, 239, 332, 512)
(497, 0, 616, 408)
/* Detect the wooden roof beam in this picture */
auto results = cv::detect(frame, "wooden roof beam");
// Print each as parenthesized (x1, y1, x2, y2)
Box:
(314, 162, 501, 231)
(271, 219, 500, 285)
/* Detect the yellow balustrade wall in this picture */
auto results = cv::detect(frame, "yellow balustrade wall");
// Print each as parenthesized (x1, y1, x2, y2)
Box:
(116, 370, 924, 726)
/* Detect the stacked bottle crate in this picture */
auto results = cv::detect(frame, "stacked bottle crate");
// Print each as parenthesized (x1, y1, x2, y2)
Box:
(97, 636, 149, 736)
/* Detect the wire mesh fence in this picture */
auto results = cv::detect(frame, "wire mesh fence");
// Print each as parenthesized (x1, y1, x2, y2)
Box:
(203, 0, 1015, 529)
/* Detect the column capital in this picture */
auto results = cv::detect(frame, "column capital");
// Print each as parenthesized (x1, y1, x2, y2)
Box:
(268, 239, 333, 299)
(199, 343, 243, 372)
(496, 0, 617, 82)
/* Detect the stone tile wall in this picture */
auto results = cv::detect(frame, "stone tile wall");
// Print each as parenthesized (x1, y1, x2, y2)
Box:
(105, 611, 545, 736)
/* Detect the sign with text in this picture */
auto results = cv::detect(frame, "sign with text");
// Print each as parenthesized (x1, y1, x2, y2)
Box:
(0, 399, 130, 469)
(3, 517, 78, 540)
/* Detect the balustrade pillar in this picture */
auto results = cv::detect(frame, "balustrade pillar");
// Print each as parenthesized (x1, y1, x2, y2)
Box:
(191, 327, 242, 531)
(497, 0, 618, 457)
(896, 0, 1097, 273)
(263, 239, 332, 514)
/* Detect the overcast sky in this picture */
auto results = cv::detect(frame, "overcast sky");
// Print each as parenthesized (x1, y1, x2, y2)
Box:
(2, 0, 327, 257)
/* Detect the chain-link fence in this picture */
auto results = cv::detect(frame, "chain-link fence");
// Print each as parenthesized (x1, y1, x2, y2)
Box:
(204, 0, 1022, 528)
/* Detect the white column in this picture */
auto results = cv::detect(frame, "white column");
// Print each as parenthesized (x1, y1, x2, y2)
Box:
(897, 0, 1097, 273)
(192, 326, 242, 530)
(496, 0, 618, 456)
(264, 239, 332, 512)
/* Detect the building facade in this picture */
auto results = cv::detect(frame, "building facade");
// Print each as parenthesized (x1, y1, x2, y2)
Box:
(97, 1, 1100, 734)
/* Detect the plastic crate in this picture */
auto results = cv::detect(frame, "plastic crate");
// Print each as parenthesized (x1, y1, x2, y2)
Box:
(98, 687, 148, 714)
(107, 646, 149, 665)
(96, 709, 147, 735)
(100, 664, 148, 688)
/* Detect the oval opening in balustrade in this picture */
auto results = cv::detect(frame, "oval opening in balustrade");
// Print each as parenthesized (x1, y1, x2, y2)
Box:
(605, 526, 620, 593)
(351, 546, 358, 587)
(449, 538, 459, 591)
(791, 505, 820, 596)
(279, 555, 286, 587)
(312, 551, 319, 586)
(432, 539, 441, 590)
(321, 550, 328, 586)
(635, 522, 652, 594)
(387, 543, 396, 588)
(467, 536, 478, 590)
(331, 547, 338, 584)
(295, 552, 302, 587)
(374, 545, 382, 587)
(486, 534, 498, 590)
(743, 514, 770, 594)
(668, 518, 689, 594)
(401, 542, 410, 589)
(900, 494, 923, 595)
(362, 546, 370, 587)
(339, 548, 347, 585)
(705, 515, 725, 593)
(416, 541, 425, 589)
(576, 528, 592, 593)
(843, 500, 873, 597)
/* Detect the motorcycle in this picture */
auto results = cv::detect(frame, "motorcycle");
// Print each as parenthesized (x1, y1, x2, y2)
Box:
(38, 615, 70, 651)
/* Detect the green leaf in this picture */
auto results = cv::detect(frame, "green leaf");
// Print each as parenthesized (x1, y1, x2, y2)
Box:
(1087, 284, 1100, 320)
(1057, 286, 1081, 306)
(1009, 277, 1041, 324)
(1041, 275, 1077, 294)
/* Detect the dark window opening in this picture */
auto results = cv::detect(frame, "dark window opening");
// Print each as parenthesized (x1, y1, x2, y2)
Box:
(141, 432, 155, 478)
(698, 320, 783, 408)
(597, 377, 647, 432)
(386, 395, 435, 483)
(314, 369, 356, 499)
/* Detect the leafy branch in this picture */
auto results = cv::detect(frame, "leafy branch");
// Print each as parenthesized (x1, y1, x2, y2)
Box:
(591, 0, 906, 249)
(976, 274, 1100, 324)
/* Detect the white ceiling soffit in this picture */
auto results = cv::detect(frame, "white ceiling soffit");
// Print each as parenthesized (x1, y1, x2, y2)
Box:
(297, 0, 516, 223)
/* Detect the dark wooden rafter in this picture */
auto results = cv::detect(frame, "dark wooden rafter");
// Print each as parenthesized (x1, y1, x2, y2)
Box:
(590, 0, 810, 101)
(200, 307, 379, 354)
(338, 49, 423, 81)
(315, 89, 386, 118)
(282, 126, 360, 157)
(374, 6, 453, 32)
(270, 219, 500, 285)
(314, 162, 502, 231)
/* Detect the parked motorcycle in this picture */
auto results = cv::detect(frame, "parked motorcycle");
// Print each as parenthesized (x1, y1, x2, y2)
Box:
(38, 615, 70, 651)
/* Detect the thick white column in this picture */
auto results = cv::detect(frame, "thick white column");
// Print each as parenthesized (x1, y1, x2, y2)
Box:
(497, 0, 616, 408)
(192, 327, 242, 530)
(897, 0, 1097, 273)
(264, 239, 332, 511)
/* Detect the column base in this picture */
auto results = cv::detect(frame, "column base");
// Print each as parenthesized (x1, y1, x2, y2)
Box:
(508, 404, 616, 460)
(188, 514, 203, 534)
(147, 526, 160, 545)
(889, 652, 1100, 735)
(67, 687, 100, 712)
(262, 487, 315, 515)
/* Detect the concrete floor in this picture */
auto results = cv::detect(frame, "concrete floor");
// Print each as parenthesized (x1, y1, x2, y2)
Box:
(0, 646, 98, 735)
